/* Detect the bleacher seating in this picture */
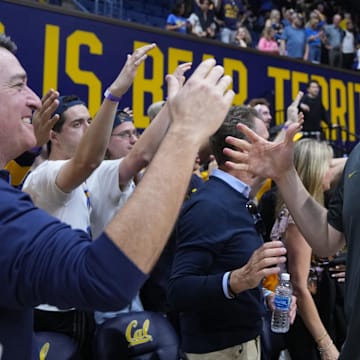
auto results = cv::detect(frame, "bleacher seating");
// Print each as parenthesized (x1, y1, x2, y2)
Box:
(72, 0, 171, 29)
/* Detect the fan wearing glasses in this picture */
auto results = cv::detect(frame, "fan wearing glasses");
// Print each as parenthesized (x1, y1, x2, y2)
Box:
(168, 106, 296, 360)
(106, 109, 139, 160)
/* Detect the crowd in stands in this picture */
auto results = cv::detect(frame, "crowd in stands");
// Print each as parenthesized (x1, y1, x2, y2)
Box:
(165, 0, 360, 70)
(44, 0, 360, 70)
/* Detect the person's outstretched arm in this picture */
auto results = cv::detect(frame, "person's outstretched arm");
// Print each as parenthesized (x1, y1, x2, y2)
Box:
(55, 43, 156, 193)
(272, 91, 304, 143)
(223, 123, 345, 256)
(105, 58, 234, 273)
(118, 62, 192, 185)
(286, 223, 339, 357)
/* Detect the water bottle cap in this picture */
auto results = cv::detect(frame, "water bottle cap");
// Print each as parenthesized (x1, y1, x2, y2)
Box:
(281, 273, 290, 281)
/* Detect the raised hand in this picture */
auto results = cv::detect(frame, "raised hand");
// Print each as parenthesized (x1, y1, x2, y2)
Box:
(223, 121, 301, 182)
(108, 43, 156, 97)
(230, 241, 287, 293)
(32, 89, 60, 146)
(122, 107, 133, 118)
(286, 91, 304, 125)
(166, 58, 234, 145)
(173, 62, 192, 87)
(145, 62, 193, 124)
(273, 91, 304, 143)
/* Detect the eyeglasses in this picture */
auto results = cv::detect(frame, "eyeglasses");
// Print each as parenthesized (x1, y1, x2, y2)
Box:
(246, 200, 266, 236)
(111, 130, 139, 139)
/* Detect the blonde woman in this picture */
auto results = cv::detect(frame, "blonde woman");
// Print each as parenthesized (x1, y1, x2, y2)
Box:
(271, 139, 340, 360)
(233, 26, 252, 48)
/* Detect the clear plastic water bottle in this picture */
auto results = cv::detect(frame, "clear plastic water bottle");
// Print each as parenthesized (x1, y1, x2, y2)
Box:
(271, 272, 293, 333)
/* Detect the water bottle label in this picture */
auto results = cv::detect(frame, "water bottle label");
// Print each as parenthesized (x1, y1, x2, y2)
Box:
(274, 295, 291, 310)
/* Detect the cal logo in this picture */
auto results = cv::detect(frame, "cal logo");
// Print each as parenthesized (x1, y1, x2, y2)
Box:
(125, 318, 153, 347)
(348, 170, 357, 179)
(39, 342, 50, 360)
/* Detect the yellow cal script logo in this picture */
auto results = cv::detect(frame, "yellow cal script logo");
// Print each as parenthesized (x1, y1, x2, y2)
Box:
(39, 342, 50, 360)
(125, 318, 153, 347)
(348, 170, 357, 179)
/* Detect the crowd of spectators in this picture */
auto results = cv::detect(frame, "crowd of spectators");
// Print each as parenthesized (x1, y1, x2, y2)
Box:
(43, 0, 360, 70)
(166, 0, 360, 70)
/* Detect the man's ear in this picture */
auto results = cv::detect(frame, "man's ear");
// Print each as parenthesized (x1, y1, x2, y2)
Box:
(49, 129, 59, 144)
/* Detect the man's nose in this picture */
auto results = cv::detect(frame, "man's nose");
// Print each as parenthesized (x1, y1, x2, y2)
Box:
(26, 86, 41, 110)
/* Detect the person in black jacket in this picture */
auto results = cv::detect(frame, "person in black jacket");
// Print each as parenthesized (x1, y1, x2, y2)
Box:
(299, 80, 335, 140)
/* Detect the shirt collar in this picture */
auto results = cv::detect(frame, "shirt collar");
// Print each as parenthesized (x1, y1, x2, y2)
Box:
(211, 168, 251, 198)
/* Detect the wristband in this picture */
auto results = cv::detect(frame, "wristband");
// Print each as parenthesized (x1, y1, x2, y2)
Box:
(104, 89, 122, 102)
(316, 331, 328, 344)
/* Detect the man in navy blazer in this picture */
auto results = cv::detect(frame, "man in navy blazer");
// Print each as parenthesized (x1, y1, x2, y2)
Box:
(168, 106, 291, 359)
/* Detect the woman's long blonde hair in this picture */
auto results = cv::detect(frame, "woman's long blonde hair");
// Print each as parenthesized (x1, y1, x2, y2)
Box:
(276, 139, 333, 213)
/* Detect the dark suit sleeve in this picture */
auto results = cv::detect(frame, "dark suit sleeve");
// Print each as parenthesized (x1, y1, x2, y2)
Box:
(168, 200, 232, 311)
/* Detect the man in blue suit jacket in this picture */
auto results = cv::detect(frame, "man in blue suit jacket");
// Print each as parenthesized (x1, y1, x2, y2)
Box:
(168, 106, 289, 359)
